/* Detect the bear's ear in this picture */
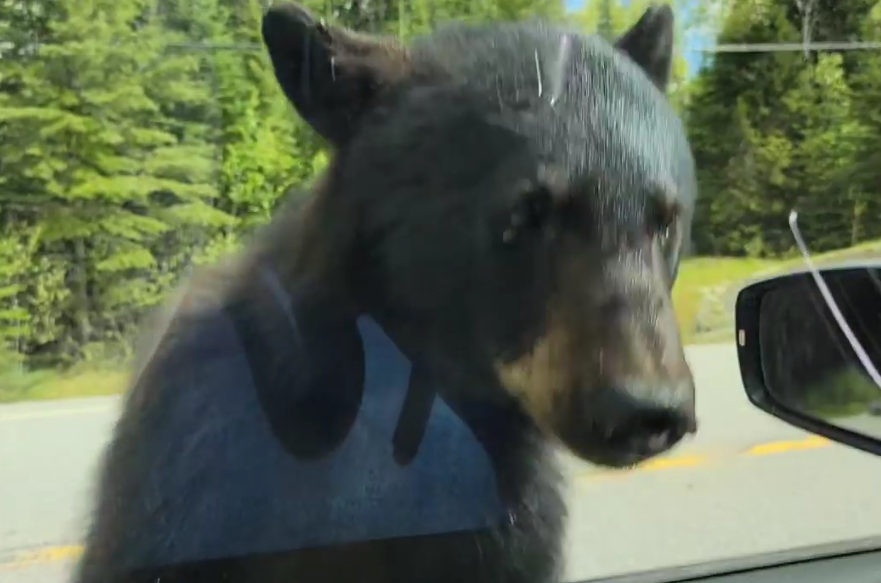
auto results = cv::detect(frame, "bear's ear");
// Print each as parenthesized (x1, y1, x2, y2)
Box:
(615, 4, 675, 92)
(262, 2, 410, 146)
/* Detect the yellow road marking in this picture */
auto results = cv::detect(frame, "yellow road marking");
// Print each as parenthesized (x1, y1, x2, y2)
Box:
(638, 455, 709, 471)
(0, 435, 835, 570)
(0, 545, 83, 570)
(577, 435, 831, 481)
(745, 435, 830, 456)
(578, 454, 712, 482)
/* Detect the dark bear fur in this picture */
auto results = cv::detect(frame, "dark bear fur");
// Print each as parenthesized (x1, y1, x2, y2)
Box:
(73, 3, 699, 583)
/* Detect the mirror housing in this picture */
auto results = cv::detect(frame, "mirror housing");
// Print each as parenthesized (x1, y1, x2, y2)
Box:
(735, 262, 881, 457)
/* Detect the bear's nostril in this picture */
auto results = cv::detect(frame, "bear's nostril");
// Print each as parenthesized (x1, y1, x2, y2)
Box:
(612, 409, 693, 456)
(645, 430, 672, 452)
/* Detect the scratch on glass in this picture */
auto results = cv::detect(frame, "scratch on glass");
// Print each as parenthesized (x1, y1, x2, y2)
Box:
(548, 35, 571, 106)
(534, 51, 543, 98)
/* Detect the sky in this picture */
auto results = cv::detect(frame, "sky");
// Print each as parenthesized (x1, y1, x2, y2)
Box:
(564, 0, 713, 76)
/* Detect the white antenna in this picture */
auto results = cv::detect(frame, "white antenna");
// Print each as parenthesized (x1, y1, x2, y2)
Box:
(789, 210, 881, 391)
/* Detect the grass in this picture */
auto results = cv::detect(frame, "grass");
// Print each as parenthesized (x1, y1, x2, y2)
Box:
(673, 257, 777, 344)
(2, 240, 880, 403)
(24, 369, 128, 401)
(675, 239, 881, 345)
(0, 368, 128, 404)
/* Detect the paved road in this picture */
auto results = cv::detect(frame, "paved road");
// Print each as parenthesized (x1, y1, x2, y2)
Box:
(2, 343, 881, 582)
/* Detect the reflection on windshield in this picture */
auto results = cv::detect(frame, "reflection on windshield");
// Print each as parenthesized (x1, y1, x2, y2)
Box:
(2, 1, 881, 583)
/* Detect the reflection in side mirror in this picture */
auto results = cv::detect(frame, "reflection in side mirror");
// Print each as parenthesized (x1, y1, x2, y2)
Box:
(736, 264, 881, 456)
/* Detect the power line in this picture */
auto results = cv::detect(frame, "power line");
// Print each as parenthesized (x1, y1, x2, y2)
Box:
(7, 39, 881, 57)
(164, 40, 881, 55)
(698, 41, 881, 53)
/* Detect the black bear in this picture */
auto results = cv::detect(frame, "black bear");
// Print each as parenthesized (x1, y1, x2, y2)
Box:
(73, 3, 698, 583)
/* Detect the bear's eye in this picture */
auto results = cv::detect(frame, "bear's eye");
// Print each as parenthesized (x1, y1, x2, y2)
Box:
(658, 222, 673, 244)
(648, 196, 679, 244)
(646, 197, 682, 280)
(501, 185, 555, 244)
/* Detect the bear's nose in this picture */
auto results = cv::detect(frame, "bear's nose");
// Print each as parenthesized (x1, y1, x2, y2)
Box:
(604, 379, 697, 456)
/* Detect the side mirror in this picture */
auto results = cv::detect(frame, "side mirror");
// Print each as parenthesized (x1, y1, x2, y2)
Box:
(735, 263, 881, 457)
